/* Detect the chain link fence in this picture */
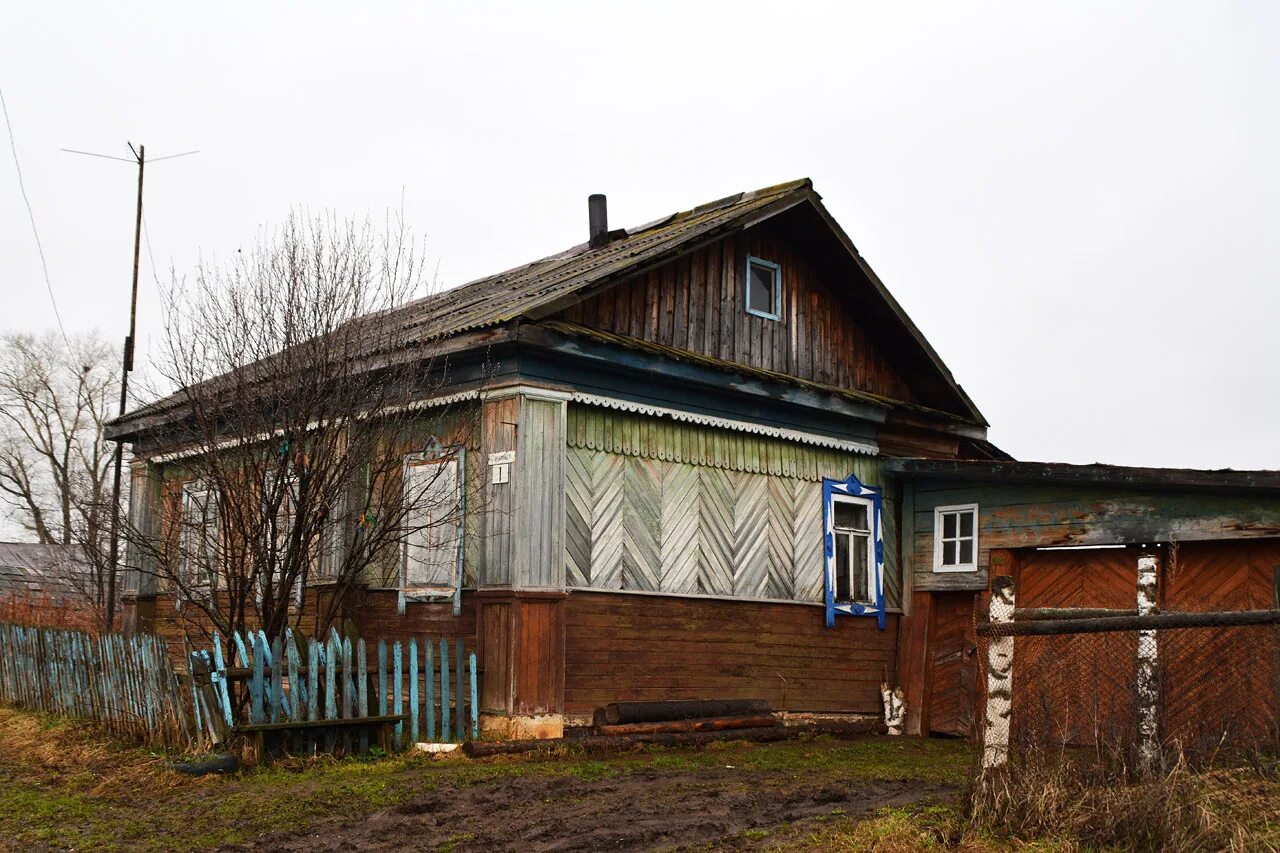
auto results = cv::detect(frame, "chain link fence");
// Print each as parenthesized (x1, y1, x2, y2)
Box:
(993, 620, 1279, 765)
(971, 571, 1280, 850)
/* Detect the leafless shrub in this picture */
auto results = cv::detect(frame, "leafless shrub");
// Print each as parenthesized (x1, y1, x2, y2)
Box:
(125, 211, 486, 642)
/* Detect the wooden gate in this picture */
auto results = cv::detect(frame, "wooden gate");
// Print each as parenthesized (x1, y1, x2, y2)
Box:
(1162, 539, 1280, 747)
(1012, 546, 1138, 746)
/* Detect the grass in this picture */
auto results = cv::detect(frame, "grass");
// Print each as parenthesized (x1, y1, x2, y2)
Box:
(16, 704, 1262, 853)
(971, 750, 1280, 853)
(712, 803, 1084, 853)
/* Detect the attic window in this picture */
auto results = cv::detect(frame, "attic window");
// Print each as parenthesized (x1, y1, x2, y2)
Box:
(745, 256, 782, 320)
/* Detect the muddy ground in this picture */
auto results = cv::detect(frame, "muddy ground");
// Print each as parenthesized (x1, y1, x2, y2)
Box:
(0, 707, 969, 852)
(227, 765, 955, 852)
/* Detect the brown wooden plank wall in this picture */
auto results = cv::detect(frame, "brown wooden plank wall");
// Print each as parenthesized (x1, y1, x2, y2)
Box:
(557, 222, 915, 403)
(148, 587, 477, 664)
(562, 590, 898, 715)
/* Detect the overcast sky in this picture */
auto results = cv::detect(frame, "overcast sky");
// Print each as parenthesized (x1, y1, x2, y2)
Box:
(2, 1, 1277, 471)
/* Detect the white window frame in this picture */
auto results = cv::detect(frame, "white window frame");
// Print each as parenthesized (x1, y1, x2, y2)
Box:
(830, 494, 877, 606)
(933, 503, 979, 573)
(401, 453, 463, 596)
(179, 481, 218, 600)
(744, 255, 782, 321)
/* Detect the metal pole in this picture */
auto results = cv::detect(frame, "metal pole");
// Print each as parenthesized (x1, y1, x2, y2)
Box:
(105, 144, 145, 631)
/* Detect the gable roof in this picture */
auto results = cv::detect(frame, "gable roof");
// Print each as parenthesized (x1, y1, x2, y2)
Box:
(111, 179, 985, 436)
(386, 178, 983, 423)
(392, 179, 816, 340)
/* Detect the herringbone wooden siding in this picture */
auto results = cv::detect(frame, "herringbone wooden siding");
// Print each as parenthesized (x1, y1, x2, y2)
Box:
(1162, 540, 1280, 748)
(567, 447, 831, 601)
(1009, 541, 1280, 750)
(565, 405, 901, 608)
(1013, 547, 1138, 746)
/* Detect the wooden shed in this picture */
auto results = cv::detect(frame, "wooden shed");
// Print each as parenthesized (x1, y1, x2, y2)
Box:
(108, 179, 1280, 740)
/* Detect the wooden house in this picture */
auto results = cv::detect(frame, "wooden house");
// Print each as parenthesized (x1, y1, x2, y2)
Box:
(108, 179, 1280, 740)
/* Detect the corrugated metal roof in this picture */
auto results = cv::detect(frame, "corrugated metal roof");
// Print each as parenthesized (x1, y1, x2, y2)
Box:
(111, 177, 995, 436)
(389, 179, 812, 340)
(111, 180, 813, 432)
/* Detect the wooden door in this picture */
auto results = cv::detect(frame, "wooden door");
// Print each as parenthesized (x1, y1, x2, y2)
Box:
(928, 592, 978, 737)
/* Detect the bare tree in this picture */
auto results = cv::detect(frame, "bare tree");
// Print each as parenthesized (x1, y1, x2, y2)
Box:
(0, 331, 119, 619)
(126, 212, 482, 642)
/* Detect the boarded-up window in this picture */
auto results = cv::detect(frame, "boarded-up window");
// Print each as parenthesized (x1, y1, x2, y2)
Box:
(402, 457, 462, 591)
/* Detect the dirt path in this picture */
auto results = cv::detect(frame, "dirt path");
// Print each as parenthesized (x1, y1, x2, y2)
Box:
(226, 766, 955, 852)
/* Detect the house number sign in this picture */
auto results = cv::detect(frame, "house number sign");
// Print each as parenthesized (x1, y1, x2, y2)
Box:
(488, 450, 515, 484)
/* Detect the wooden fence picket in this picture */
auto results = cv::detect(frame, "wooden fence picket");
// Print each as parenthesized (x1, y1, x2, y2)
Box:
(270, 636, 284, 724)
(425, 638, 436, 742)
(0, 620, 191, 749)
(0, 621, 481, 757)
(440, 638, 451, 739)
(393, 641, 403, 749)
(469, 651, 479, 739)
(455, 639, 464, 741)
(408, 639, 419, 746)
(357, 638, 369, 754)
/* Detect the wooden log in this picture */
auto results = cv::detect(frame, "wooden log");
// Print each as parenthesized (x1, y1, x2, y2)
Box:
(1014, 607, 1136, 621)
(593, 714, 777, 736)
(463, 725, 797, 758)
(979, 608, 1280, 637)
(602, 698, 772, 725)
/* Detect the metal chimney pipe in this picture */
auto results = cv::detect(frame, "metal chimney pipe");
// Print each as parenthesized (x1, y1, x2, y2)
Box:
(588, 194, 609, 248)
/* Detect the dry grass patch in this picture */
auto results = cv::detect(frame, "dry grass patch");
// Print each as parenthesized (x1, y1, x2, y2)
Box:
(972, 752, 1280, 853)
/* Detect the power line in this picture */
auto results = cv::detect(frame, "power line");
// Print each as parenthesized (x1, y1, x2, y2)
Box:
(1, 86, 71, 350)
(142, 211, 162, 289)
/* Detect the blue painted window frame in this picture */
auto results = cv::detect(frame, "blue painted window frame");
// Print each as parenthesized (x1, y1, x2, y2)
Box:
(822, 473, 886, 630)
(744, 255, 782, 320)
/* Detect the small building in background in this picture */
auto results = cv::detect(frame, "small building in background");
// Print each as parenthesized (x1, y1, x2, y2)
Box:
(0, 542, 100, 630)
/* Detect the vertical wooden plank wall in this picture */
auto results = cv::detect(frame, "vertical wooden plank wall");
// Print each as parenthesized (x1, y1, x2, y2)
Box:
(556, 222, 915, 402)
(514, 392, 567, 590)
(479, 395, 519, 587)
(121, 460, 164, 634)
(474, 388, 569, 737)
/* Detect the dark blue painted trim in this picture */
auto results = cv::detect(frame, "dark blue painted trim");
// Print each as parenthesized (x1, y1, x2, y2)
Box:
(744, 255, 783, 321)
(821, 473, 886, 630)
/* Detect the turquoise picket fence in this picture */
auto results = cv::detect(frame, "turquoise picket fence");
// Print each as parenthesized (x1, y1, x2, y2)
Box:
(188, 627, 478, 755)
(0, 621, 191, 748)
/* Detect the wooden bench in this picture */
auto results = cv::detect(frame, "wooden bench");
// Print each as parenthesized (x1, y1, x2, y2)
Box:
(234, 713, 408, 759)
